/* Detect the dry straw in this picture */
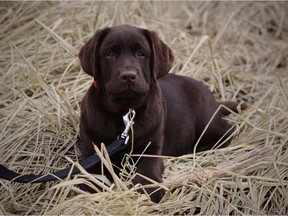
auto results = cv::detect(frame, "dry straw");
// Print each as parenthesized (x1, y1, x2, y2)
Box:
(0, 1, 287, 215)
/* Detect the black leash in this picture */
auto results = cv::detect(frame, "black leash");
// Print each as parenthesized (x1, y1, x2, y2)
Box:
(0, 109, 136, 183)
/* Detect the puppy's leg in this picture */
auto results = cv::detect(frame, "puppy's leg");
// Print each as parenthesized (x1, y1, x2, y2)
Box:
(133, 157, 165, 203)
(196, 113, 237, 152)
(219, 101, 247, 116)
(198, 101, 247, 150)
(78, 130, 115, 192)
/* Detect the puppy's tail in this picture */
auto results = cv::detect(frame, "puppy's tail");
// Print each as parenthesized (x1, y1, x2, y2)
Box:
(219, 101, 248, 116)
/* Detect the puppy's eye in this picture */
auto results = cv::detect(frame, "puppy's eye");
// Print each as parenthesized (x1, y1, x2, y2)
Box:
(106, 50, 115, 58)
(136, 49, 145, 58)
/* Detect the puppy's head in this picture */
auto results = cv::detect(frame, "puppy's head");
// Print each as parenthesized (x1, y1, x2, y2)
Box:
(79, 24, 174, 113)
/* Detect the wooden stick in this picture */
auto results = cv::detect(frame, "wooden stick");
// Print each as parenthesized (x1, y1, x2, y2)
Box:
(163, 146, 275, 187)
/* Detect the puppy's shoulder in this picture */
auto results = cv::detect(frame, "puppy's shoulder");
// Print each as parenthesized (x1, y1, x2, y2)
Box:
(159, 73, 207, 90)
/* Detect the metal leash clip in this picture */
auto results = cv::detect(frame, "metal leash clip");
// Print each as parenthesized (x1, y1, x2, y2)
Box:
(120, 109, 136, 145)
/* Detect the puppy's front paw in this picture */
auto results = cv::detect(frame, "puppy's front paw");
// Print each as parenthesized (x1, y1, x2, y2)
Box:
(133, 175, 165, 203)
(146, 186, 165, 203)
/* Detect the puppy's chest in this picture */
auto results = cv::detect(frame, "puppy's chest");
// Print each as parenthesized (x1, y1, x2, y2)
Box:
(88, 120, 123, 142)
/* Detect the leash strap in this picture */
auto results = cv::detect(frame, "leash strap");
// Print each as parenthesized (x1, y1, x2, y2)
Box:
(0, 109, 136, 183)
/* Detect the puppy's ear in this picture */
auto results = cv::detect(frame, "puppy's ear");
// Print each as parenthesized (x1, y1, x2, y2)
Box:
(78, 28, 108, 78)
(146, 30, 174, 79)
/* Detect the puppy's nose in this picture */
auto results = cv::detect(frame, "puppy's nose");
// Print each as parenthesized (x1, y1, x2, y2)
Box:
(120, 71, 137, 82)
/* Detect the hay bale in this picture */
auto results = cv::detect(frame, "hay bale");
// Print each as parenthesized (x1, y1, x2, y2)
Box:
(0, 1, 287, 215)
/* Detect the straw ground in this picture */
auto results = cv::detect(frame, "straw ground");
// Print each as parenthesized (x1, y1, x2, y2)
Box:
(0, 1, 287, 215)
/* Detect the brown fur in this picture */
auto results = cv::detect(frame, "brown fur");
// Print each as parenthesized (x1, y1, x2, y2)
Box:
(78, 24, 246, 202)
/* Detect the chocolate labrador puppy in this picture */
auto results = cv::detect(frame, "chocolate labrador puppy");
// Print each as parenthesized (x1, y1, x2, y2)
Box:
(78, 24, 246, 202)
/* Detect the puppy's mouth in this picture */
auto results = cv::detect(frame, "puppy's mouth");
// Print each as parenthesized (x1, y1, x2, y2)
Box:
(110, 90, 143, 101)
(109, 89, 147, 110)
